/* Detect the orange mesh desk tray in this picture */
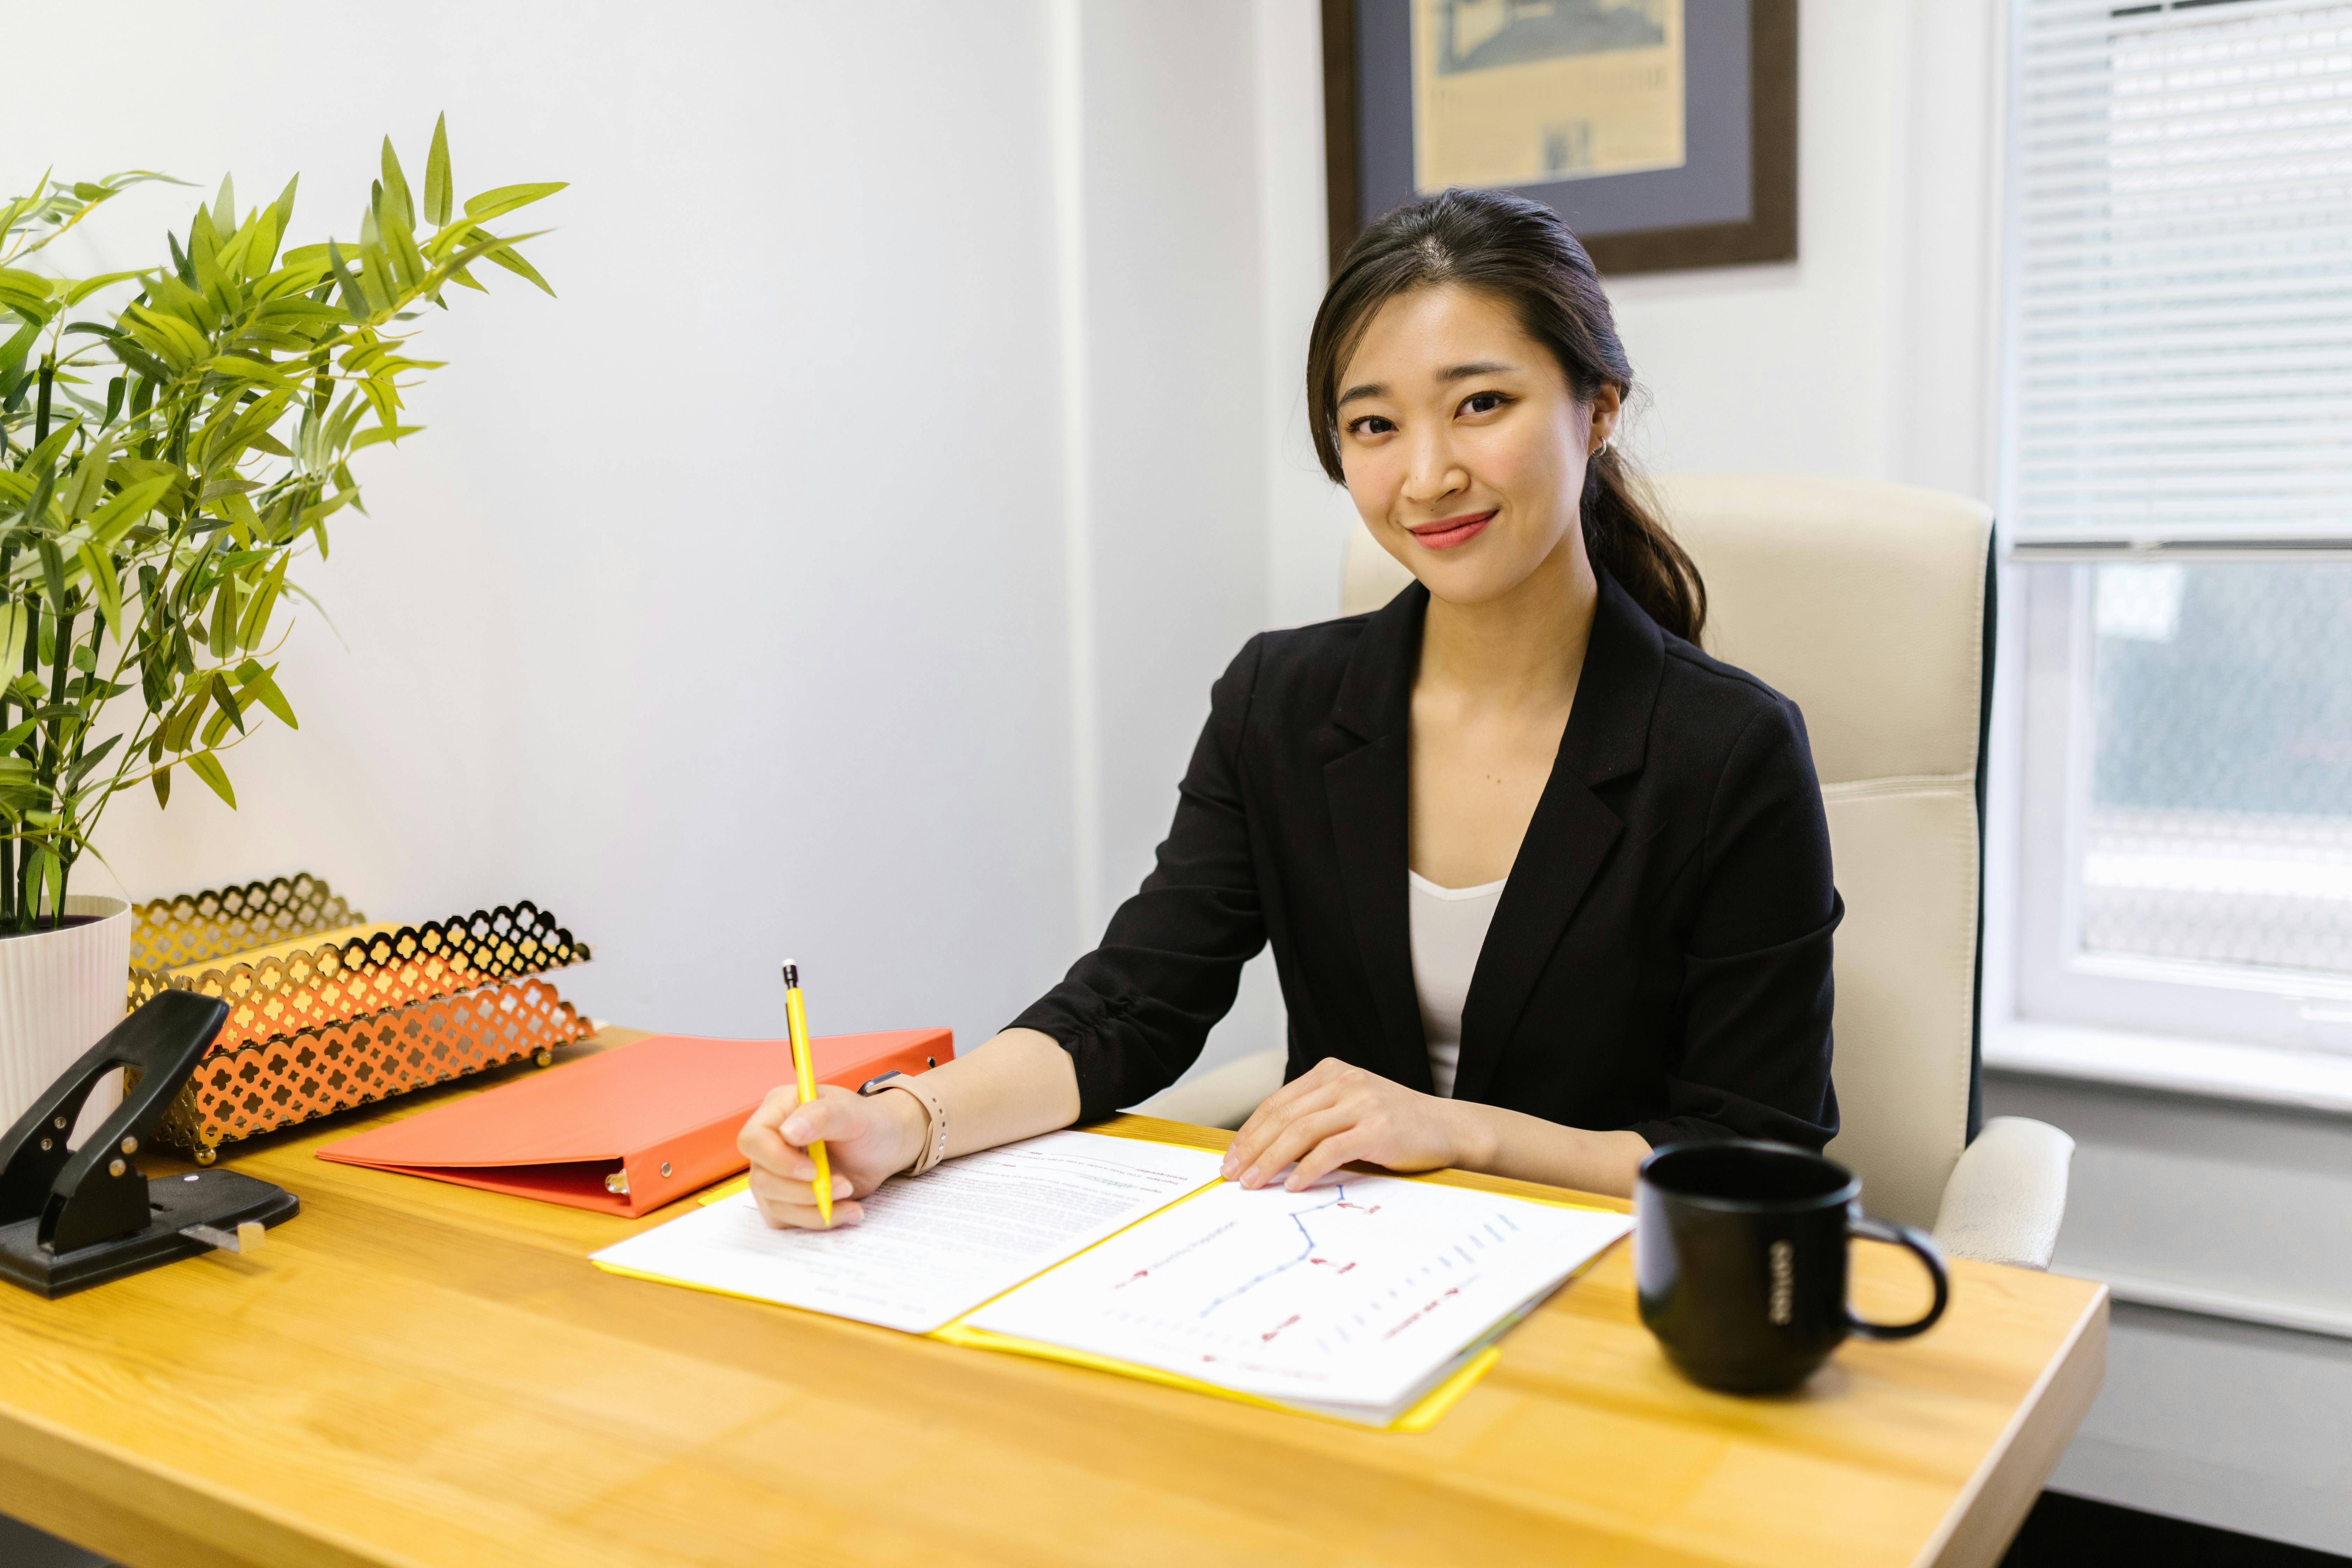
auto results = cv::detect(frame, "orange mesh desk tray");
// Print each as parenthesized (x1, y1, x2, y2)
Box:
(156, 978, 590, 1157)
(125, 874, 594, 1162)
(316, 1028, 954, 1216)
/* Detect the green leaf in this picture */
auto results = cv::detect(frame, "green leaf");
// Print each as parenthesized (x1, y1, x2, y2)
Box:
(204, 575, 237, 657)
(236, 555, 286, 649)
(322, 240, 371, 320)
(145, 273, 219, 332)
(210, 673, 243, 731)
(0, 610, 23, 682)
(24, 421, 82, 484)
(62, 269, 149, 307)
(234, 659, 298, 728)
(381, 206, 427, 292)
(61, 437, 115, 520)
(85, 474, 174, 551)
(183, 749, 235, 807)
(246, 200, 283, 281)
(424, 114, 453, 227)
(211, 173, 236, 236)
(27, 845, 62, 919)
(0, 267, 57, 313)
(121, 303, 210, 370)
(253, 294, 343, 331)
(78, 541, 124, 640)
(188, 204, 229, 307)
(37, 539, 68, 610)
(160, 691, 203, 752)
(348, 422, 424, 452)
(358, 243, 397, 315)
(212, 488, 261, 540)
(0, 315, 41, 374)
(64, 732, 121, 793)
(380, 138, 415, 229)
(206, 354, 293, 390)
(150, 761, 171, 808)
(97, 169, 193, 192)
(105, 335, 171, 385)
(0, 719, 34, 754)
(461, 183, 566, 224)
(476, 238, 555, 297)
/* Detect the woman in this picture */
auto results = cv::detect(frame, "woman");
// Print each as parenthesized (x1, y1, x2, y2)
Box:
(742, 187, 1839, 1225)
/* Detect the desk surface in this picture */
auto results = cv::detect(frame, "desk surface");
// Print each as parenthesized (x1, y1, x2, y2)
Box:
(0, 1029, 2104, 1568)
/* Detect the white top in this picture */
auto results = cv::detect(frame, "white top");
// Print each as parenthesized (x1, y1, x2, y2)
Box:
(1407, 870, 1507, 1098)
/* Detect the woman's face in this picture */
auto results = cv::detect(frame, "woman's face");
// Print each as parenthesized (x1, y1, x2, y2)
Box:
(1336, 284, 1619, 607)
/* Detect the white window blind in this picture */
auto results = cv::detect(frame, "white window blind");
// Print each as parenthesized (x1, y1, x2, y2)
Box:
(2005, 0, 2352, 558)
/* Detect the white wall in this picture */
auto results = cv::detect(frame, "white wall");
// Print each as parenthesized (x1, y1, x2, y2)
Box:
(1062, 2, 1336, 1081)
(9, 1, 1336, 1082)
(1985, 1073, 2352, 1552)
(1606, 3, 2000, 500)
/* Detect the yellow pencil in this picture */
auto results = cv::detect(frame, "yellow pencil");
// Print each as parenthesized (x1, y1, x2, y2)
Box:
(780, 959, 832, 1227)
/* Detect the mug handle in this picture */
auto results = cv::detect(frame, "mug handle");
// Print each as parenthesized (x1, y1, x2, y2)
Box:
(1845, 1214, 1950, 1340)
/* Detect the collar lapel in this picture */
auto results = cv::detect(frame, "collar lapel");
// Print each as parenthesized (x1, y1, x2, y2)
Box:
(1325, 583, 1433, 1092)
(1450, 570, 1665, 1105)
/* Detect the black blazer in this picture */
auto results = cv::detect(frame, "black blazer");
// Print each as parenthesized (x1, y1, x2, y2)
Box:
(1010, 569, 1841, 1152)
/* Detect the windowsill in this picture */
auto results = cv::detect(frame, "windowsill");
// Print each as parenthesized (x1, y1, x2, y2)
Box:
(1985, 1019, 2352, 1118)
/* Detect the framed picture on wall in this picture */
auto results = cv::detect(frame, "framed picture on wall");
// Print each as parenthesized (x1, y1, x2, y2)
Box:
(1321, 0, 1796, 276)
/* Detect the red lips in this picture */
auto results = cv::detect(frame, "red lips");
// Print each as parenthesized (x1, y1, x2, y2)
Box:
(1406, 509, 1496, 550)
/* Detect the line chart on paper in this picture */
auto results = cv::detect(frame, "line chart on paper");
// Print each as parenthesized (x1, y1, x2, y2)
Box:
(964, 1173, 1633, 1409)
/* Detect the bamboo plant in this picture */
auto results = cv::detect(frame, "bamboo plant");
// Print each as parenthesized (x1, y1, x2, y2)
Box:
(0, 119, 560, 934)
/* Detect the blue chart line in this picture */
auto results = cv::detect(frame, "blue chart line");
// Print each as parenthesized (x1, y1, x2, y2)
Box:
(1196, 1185, 1351, 1319)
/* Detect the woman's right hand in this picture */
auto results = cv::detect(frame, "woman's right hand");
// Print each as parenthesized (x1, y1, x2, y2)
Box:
(737, 1083, 924, 1228)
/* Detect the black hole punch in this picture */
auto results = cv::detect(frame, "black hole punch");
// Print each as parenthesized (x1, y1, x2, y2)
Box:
(1, 993, 300, 1298)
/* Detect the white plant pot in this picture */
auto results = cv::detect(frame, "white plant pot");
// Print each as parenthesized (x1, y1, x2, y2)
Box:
(0, 894, 133, 1136)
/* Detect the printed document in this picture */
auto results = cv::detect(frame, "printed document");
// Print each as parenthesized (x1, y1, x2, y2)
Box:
(964, 1174, 1632, 1411)
(590, 1130, 1222, 1332)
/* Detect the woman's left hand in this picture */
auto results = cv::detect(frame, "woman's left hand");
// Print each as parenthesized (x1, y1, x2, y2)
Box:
(1222, 1057, 1482, 1190)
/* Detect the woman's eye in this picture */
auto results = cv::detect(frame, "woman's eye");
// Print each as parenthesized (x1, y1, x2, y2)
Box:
(1347, 415, 1395, 437)
(1460, 391, 1512, 416)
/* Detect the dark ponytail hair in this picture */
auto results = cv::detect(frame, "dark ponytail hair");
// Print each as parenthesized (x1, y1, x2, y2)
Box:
(1306, 187, 1706, 644)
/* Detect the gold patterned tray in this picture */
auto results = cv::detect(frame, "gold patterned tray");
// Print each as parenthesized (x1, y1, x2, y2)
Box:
(130, 901, 592, 1052)
(127, 874, 596, 1162)
(156, 980, 591, 1158)
(128, 872, 361, 971)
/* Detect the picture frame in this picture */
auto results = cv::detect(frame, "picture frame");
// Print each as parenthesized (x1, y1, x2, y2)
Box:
(1321, 0, 1797, 276)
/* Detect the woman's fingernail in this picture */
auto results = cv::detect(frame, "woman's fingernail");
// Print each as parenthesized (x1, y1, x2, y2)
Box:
(1220, 1156, 1237, 1178)
(1240, 1168, 1259, 1187)
(783, 1118, 808, 1142)
(832, 1175, 852, 1197)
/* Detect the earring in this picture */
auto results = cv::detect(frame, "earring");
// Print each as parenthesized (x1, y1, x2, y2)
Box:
(1593, 436, 1613, 459)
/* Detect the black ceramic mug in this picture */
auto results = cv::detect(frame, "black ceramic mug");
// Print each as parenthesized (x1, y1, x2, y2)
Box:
(1634, 1140, 1949, 1394)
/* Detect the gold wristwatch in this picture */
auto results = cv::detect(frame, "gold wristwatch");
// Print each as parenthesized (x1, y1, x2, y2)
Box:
(857, 1071, 949, 1176)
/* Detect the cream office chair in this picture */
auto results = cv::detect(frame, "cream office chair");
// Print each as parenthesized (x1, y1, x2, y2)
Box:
(1139, 475, 2073, 1269)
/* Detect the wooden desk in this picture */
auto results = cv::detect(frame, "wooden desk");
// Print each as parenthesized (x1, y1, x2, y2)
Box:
(0, 1029, 2103, 1568)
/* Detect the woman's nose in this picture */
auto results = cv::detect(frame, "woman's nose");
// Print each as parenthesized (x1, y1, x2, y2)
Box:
(1400, 432, 1464, 506)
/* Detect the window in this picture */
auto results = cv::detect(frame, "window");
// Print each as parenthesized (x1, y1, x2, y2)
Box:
(2082, 562, 2352, 976)
(2003, 0, 2352, 1056)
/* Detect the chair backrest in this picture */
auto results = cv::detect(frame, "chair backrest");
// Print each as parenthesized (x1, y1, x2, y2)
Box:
(1339, 476, 1993, 1227)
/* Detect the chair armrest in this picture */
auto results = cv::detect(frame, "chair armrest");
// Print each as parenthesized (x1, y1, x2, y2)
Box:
(1932, 1115, 2076, 1270)
(1128, 1049, 1287, 1131)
